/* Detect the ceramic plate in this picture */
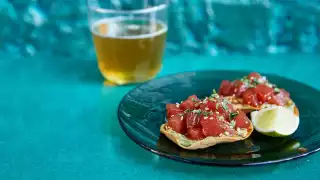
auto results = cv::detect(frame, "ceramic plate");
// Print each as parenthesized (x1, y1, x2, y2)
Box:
(117, 71, 320, 166)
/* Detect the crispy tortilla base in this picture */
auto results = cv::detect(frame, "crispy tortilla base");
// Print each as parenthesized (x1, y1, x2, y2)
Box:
(160, 97, 299, 150)
(160, 123, 254, 150)
(224, 96, 299, 116)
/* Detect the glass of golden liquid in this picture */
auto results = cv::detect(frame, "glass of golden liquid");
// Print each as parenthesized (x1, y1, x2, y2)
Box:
(87, 0, 168, 85)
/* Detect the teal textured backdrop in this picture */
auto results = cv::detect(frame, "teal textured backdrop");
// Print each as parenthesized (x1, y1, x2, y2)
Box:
(1, 0, 320, 58)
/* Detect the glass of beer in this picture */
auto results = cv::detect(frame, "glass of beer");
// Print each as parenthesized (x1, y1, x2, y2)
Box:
(87, 0, 168, 85)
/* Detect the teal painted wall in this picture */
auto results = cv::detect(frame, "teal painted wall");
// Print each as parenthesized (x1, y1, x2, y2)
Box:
(1, 0, 319, 58)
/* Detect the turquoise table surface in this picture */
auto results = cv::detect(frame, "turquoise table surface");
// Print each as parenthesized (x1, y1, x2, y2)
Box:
(1, 53, 320, 180)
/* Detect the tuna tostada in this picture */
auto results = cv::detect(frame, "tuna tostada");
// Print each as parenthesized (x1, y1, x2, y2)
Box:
(160, 91, 254, 150)
(218, 72, 299, 116)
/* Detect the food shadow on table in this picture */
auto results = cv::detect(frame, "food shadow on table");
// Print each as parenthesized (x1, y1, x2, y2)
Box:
(46, 56, 150, 86)
(114, 130, 284, 177)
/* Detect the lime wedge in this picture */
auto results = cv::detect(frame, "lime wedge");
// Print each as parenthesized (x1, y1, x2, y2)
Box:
(251, 106, 299, 137)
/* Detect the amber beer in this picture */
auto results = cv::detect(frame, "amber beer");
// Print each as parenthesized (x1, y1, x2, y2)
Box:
(91, 18, 167, 84)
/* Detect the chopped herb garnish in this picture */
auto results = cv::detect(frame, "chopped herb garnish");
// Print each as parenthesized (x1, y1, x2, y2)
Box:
(274, 88, 280, 93)
(253, 78, 260, 85)
(230, 120, 236, 128)
(212, 89, 217, 94)
(193, 109, 202, 115)
(193, 109, 200, 113)
(210, 89, 219, 98)
(210, 94, 219, 99)
(191, 98, 196, 102)
(184, 109, 192, 113)
(248, 84, 255, 88)
(222, 102, 229, 111)
(229, 112, 238, 120)
(216, 103, 219, 109)
(202, 111, 210, 116)
(241, 76, 248, 81)
(244, 79, 250, 85)
(209, 98, 216, 102)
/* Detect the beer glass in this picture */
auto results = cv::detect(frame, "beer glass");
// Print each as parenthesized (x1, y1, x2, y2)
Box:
(87, 0, 168, 85)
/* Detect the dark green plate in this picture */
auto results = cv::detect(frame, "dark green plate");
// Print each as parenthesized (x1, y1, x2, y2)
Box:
(118, 70, 320, 166)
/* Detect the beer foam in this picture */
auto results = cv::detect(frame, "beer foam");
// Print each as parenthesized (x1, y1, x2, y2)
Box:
(91, 17, 167, 39)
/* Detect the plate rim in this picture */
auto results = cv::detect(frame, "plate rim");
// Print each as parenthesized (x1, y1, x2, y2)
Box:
(117, 70, 320, 166)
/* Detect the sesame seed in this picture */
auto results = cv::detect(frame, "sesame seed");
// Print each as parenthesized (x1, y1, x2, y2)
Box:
(204, 117, 208, 119)
(180, 116, 183, 120)
(224, 131, 230, 136)
(209, 117, 213, 120)
(216, 112, 220, 114)
(171, 115, 174, 117)
(219, 133, 223, 137)
(205, 107, 209, 111)
(267, 96, 271, 100)
(236, 128, 248, 137)
(245, 121, 248, 124)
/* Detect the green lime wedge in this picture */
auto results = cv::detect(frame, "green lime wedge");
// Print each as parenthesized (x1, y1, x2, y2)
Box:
(251, 107, 299, 137)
